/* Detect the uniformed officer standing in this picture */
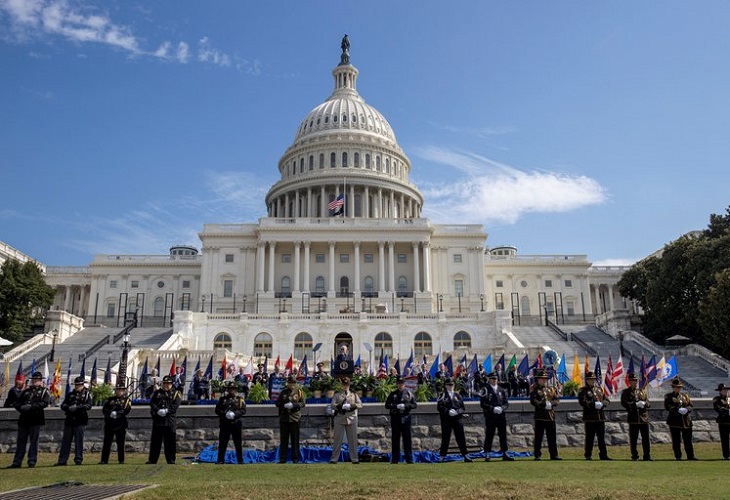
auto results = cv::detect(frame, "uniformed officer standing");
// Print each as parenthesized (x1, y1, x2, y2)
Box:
(436, 378, 472, 462)
(578, 371, 611, 461)
(530, 370, 561, 461)
(8, 371, 50, 468)
(276, 374, 305, 463)
(664, 378, 696, 460)
(713, 383, 730, 459)
(620, 372, 652, 461)
(147, 375, 182, 464)
(100, 382, 132, 464)
(3, 373, 25, 408)
(329, 376, 363, 464)
(215, 380, 247, 464)
(480, 372, 513, 461)
(56, 376, 93, 466)
(385, 376, 417, 464)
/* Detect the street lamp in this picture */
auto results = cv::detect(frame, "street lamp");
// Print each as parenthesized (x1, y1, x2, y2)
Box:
(480, 293, 484, 312)
(119, 332, 130, 385)
(201, 295, 206, 313)
(49, 328, 58, 362)
(363, 342, 373, 375)
(438, 294, 443, 312)
(400, 297, 405, 312)
(243, 295, 247, 313)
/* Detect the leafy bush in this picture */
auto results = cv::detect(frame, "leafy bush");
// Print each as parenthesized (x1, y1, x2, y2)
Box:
(91, 383, 114, 405)
(562, 380, 580, 397)
(415, 382, 435, 402)
(248, 382, 269, 403)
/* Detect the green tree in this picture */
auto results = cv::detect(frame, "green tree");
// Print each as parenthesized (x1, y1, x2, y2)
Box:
(0, 259, 55, 344)
(699, 269, 730, 358)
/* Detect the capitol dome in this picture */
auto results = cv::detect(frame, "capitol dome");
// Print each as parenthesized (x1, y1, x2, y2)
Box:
(265, 38, 423, 220)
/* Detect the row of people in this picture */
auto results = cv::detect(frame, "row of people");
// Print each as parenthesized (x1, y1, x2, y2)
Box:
(6, 369, 729, 467)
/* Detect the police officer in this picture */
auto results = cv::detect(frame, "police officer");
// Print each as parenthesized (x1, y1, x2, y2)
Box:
(252, 363, 268, 386)
(385, 376, 417, 464)
(578, 371, 611, 461)
(3, 373, 25, 408)
(215, 380, 247, 464)
(276, 374, 305, 463)
(147, 375, 182, 464)
(329, 376, 363, 464)
(620, 372, 652, 461)
(56, 376, 93, 466)
(8, 371, 50, 468)
(664, 378, 696, 460)
(530, 369, 561, 461)
(436, 378, 472, 462)
(713, 383, 730, 460)
(480, 372, 513, 461)
(100, 382, 132, 464)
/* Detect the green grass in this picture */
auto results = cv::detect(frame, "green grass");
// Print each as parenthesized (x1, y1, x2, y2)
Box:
(1, 443, 727, 500)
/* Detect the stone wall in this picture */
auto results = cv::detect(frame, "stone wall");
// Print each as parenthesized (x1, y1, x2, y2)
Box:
(0, 399, 723, 456)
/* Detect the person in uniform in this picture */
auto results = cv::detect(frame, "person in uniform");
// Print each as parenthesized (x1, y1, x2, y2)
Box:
(313, 362, 327, 381)
(276, 374, 305, 463)
(385, 376, 417, 463)
(578, 371, 611, 461)
(480, 372, 513, 461)
(664, 378, 696, 460)
(56, 376, 93, 466)
(530, 369, 561, 461)
(329, 377, 363, 464)
(214, 380, 246, 464)
(713, 383, 730, 459)
(3, 373, 25, 408)
(620, 372, 652, 461)
(8, 371, 50, 468)
(100, 382, 132, 464)
(436, 378, 472, 462)
(252, 363, 268, 386)
(147, 375, 182, 464)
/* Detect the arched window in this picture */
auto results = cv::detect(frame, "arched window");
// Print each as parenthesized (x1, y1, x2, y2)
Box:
(153, 297, 164, 317)
(374, 332, 393, 359)
(414, 332, 433, 358)
(398, 276, 408, 296)
(214, 333, 232, 350)
(294, 332, 313, 361)
(309, 155, 314, 170)
(319, 153, 325, 169)
(340, 276, 349, 295)
(363, 276, 374, 294)
(315, 276, 325, 294)
(365, 154, 371, 169)
(330, 152, 336, 168)
(281, 277, 291, 295)
(375, 156, 381, 171)
(354, 152, 360, 168)
(385, 158, 390, 173)
(453, 331, 471, 349)
(354, 194, 361, 216)
(521, 295, 531, 316)
(342, 152, 348, 167)
(253, 332, 273, 358)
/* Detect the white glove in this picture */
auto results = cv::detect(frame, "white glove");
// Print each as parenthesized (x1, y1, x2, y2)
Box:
(594, 401, 604, 410)
(448, 409, 458, 417)
(284, 402, 294, 410)
(226, 411, 235, 420)
(636, 401, 645, 409)
(493, 406, 503, 415)
(342, 403, 351, 411)
(157, 409, 168, 417)
(396, 403, 405, 411)
(110, 411, 117, 419)
(544, 401, 552, 410)
(678, 407, 688, 415)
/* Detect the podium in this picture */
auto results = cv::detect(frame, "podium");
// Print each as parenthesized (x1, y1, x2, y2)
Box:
(332, 358, 354, 377)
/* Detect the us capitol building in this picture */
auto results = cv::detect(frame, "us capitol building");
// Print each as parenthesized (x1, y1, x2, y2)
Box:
(31, 40, 631, 371)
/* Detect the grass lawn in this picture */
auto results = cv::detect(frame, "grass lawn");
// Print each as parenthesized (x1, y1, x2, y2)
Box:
(1, 443, 727, 500)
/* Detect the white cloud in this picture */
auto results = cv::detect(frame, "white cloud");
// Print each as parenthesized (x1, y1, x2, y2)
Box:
(153, 41, 170, 58)
(592, 258, 636, 267)
(176, 41, 189, 63)
(429, 122, 518, 138)
(197, 36, 230, 67)
(414, 146, 607, 225)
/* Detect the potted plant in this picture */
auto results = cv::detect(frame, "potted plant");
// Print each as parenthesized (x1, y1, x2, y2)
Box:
(562, 380, 580, 397)
(247, 382, 269, 403)
(373, 377, 396, 402)
(91, 383, 114, 405)
(415, 382, 435, 402)
(210, 379, 225, 398)
(308, 378, 324, 399)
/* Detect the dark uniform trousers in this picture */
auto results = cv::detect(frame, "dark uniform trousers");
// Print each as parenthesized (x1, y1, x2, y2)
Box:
(629, 423, 651, 460)
(391, 414, 413, 463)
(439, 414, 467, 456)
(534, 420, 558, 459)
(584, 421, 608, 459)
(218, 421, 243, 464)
(13, 425, 41, 466)
(279, 421, 300, 463)
(149, 425, 176, 464)
(485, 418, 508, 455)
(670, 427, 694, 459)
(58, 425, 86, 464)
(101, 427, 127, 464)
(720, 425, 730, 459)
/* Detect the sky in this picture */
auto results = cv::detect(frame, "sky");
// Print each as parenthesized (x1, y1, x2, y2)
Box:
(1, 1, 729, 268)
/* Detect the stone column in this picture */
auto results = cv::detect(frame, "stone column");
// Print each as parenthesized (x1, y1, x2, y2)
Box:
(256, 242, 265, 292)
(350, 184, 355, 218)
(293, 241, 301, 292)
(423, 242, 432, 292)
(608, 285, 615, 312)
(295, 190, 300, 217)
(389, 190, 395, 219)
(307, 187, 312, 217)
(594, 284, 602, 314)
(412, 242, 421, 293)
(284, 194, 290, 218)
(388, 241, 395, 292)
(267, 242, 276, 293)
(354, 241, 361, 292)
(364, 186, 370, 218)
(303, 241, 311, 292)
(377, 188, 383, 218)
(378, 241, 386, 293)
(64, 285, 71, 312)
(328, 241, 336, 294)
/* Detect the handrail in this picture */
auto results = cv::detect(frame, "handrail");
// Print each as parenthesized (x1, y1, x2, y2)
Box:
(545, 319, 568, 341)
(79, 335, 110, 362)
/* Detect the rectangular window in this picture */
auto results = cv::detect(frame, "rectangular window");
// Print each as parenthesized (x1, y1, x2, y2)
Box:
(225, 254, 234, 263)
(453, 254, 462, 263)
(110, 280, 117, 289)
(223, 280, 233, 298)
(567, 301, 575, 316)
(316, 254, 325, 263)
(364, 253, 373, 263)
(545, 280, 552, 288)
(106, 303, 115, 318)
(131, 280, 139, 288)
(495, 280, 503, 288)
(340, 254, 349, 263)
(455, 280, 464, 296)
(182, 280, 191, 289)
(565, 279, 573, 288)
(397, 254, 407, 263)
(282, 254, 291, 263)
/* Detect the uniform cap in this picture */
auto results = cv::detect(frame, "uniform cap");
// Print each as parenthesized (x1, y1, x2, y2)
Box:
(31, 371, 43, 380)
(226, 380, 237, 389)
(627, 372, 639, 382)
(717, 383, 729, 391)
(287, 374, 297, 383)
(671, 378, 683, 388)
(396, 376, 405, 384)
(585, 371, 596, 380)
(534, 370, 548, 379)
(487, 372, 498, 379)
(444, 377, 455, 386)
(74, 376, 85, 385)
(162, 375, 173, 384)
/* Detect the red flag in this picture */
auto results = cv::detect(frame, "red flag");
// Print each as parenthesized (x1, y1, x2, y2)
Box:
(537, 353, 543, 369)
(603, 355, 614, 396)
(221, 355, 228, 380)
(169, 358, 176, 377)
(285, 354, 293, 374)
(613, 355, 624, 393)
(274, 355, 281, 370)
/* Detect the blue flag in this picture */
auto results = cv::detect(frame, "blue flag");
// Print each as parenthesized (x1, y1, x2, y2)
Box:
(626, 357, 635, 382)
(263, 355, 268, 374)
(90, 358, 98, 385)
(663, 355, 678, 381)
(354, 355, 361, 367)
(104, 357, 112, 384)
(429, 353, 440, 379)
(404, 350, 414, 373)
(181, 355, 188, 379)
(79, 357, 86, 378)
(299, 355, 309, 379)
(518, 354, 530, 377)
(639, 354, 647, 389)
(443, 355, 453, 376)
(383, 354, 389, 371)
(65, 356, 73, 397)
(394, 357, 401, 375)
(645, 355, 657, 385)
(483, 354, 492, 374)
(468, 354, 478, 377)
(557, 354, 569, 383)
(194, 356, 200, 374)
(496, 354, 505, 372)
(30, 359, 36, 377)
(594, 355, 602, 385)
(204, 356, 214, 379)
(155, 357, 161, 375)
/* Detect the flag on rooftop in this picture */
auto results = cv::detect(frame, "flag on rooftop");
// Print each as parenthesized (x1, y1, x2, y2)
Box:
(328, 194, 344, 214)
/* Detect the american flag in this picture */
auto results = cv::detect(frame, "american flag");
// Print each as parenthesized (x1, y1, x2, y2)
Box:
(612, 355, 624, 393)
(328, 194, 344, 212)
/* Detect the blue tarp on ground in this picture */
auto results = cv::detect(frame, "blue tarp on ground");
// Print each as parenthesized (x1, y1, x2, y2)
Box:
(196, 444, 532, 464)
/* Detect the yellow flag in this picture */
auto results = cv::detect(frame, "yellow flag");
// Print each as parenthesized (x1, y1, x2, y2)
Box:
(572, 353, 582, 385)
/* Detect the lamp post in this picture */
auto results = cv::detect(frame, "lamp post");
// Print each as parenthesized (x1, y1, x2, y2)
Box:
(438, 294, 443, 312)
(243, 295, 247, 313)
(480, 293, 484, 312)
(119, 332, 130, 386)
(49, 328, 59, 362)
(201, 295, 206, 313)
(400, 297, 405, 312)
(364, 342, 373, 375)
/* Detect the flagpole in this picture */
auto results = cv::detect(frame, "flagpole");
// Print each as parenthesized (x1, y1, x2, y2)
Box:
(343, 176, 346, 218)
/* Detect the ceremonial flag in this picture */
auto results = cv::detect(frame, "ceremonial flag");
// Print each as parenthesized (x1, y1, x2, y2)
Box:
(50, 359, 62, 400)
(65, 356, 73, 397)
(444, 355, 453, 376)
(557, 353, 569, 384)
(43, 358, 50, 386)
(594, 354, 602, 386)
(537, 353, 543, 369)
(651, 356, 667, 388)
(245, 356, 254, 380)
(422, 354, 428, 367)
(454, 354, 466, 377)
(468, 354, 479, 377)
(299, 355, 309, 380)
(90, 358, 98, 386)
(79, 357, 86, 379)
(518, 354, 529, 377)
(496, 354, 505, 372)
(285, 354, 293, 374)
(355, 355, 361, 367)
(328, 193, 345, 215)
(404, 350, 414, 373)
(645, 355, 657, 386)
(30, 358, 36, 377)
(394, 357, 401, 375)
(572, 353, 582, 385)
(204, 355, 214, 379)
(218, 355, 226, 380)
(181, 356, 188, 379)
(613, 355, 624, 393)
(169, 358, 177, 377)
(603, 355, 614, 396)
(639, 354, 647, 389)
(584, 355, 590, 375)
(155, 357, 161, 375)
(274, 355, 281, 371)
(262, 355, 268, 374)
(483, 354, 492, 374)
(15, 360, 23, 380)
(194, 356, 200, 374)
(625, 357, 635, 387)
(104, 357, 112, 385)
(664, 356, 678, 382)
(507, 354, 517, 371)
(429, 353, 440, 379)
(528, 357, 539, 373)
(383, 354, 389, 371)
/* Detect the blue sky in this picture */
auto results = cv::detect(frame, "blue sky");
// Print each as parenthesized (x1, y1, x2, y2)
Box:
(1, 1, 729, 268)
